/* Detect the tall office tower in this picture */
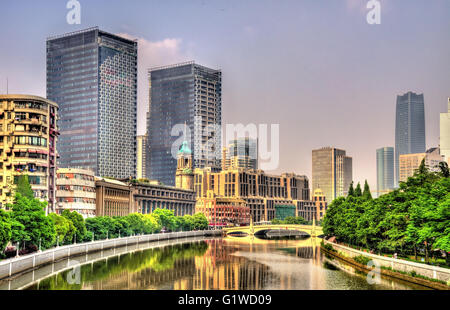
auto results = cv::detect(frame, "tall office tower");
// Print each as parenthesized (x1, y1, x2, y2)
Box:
(312, 147, 353, 203)
(224, 137, 258, 170)
(395, 91, 426, 186)
(136, 134, 147, 179)
(0, 95, 59, 213)
(147, 61, 222, 186)
(47, 27, 137, 179)
(440, 98, 450, 163)
(376, 147, 394, 196)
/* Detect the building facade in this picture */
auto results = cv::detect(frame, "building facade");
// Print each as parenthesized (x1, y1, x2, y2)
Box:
(136, 134, 147, 179)
(376, 147, 395, 196)
(47, 27, 137, 179)
(395, 91, 426, 186)
(440, 98, 450, 163)
(194, 166, 314, 223)
(95, 177, 134, 216)
(132, 180, 195, 217)
(311, 188, 327, 221)
(147, 61, 222, 186)
(399, 147, 444, 183)
(194, 193, 250, 227)
(311, 147, 353, 204)
(0, 95, 58, 212)
(56, 168, 96, 217)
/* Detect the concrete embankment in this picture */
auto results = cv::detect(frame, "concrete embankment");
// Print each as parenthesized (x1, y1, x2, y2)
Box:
(0, 230, 222, 281)
(323, 239, 450, 290)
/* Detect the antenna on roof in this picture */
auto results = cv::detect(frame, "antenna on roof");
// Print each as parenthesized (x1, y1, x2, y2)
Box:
(6, 77, 8, 94)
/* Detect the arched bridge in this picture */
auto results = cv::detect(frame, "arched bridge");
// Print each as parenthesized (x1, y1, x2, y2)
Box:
(223, 224, 323, 237)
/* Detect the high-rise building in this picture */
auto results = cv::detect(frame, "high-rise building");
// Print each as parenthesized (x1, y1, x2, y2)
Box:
(376, 147, 394, 196)
(136, 134, 147, 179)
(312, 147, 353, 203)
(399, 147, 444, 183)
(46, 27, 137, 179)
(395, 91, 426, 186)
(440, 98, 450, 163)
(147, 61, 222, 186)
(223, 137, 258, 170)
(0, 95, 59, 212)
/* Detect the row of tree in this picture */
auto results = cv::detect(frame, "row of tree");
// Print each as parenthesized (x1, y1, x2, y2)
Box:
(271, 216, 308, 225)
(0, 176, 208, 256)
(323, 160, 450, 263)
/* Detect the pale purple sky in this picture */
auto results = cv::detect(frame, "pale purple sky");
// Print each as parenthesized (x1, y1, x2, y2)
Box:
(0, 0, 449, 191)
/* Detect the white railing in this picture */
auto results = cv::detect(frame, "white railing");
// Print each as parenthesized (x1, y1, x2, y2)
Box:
(0, 230, 222, 280)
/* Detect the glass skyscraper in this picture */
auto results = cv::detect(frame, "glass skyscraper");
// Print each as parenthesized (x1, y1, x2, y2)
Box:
(311, 147, 353, 203)
(395, 91, 425, 186)
(224, 137, 258, 170)
(46, 27, 137, 178)
(376, 147, 394, 196)
(147, 61, 222, 186)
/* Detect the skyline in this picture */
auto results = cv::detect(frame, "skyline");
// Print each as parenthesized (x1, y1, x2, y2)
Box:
(0, 0, 449, 191)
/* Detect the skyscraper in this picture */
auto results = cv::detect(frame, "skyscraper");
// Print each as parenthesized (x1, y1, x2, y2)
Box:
(312, 147, 352, 203)
(395, 91, 425, 186)
(440, 98, 450, 163)
(47, 27, 137, 179)
(147, 61, 222, 186)
(136, 134, 147, 179)
(376, 147, 394, 196)
(224, 137, 258, 170)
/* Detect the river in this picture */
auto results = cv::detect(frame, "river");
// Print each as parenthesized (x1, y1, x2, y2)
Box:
(24, 236, 427, 290)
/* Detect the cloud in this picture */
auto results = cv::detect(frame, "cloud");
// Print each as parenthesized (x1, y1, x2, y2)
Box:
(116, 33, 191, 134)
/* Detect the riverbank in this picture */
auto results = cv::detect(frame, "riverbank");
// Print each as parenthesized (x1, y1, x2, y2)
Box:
(322, 240, 450, 290)
(0, 230, 222, 282)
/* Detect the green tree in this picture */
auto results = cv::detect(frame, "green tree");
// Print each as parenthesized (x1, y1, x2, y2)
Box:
(0, 209, 12, 253)
(62, 210, 87, 243)
(362, 180, 372, 200)
(348, 182, 355, 197)
(152, 209, 177, 231)
(49, 213, 75, 245)
(354, 182, 362, 197)
(15, 175, 34, 199)
(192, 213, 208, 230)
(438, 161, 450, 178)
(10, 194, 55, 250)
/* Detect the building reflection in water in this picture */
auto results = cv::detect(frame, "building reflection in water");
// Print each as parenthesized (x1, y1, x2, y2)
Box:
(173, 236, 323, 290)
(26, 236, 423, 290)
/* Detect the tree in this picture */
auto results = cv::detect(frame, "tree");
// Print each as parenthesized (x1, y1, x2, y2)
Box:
(152, 209, 177, 231)
(192, 213, 208, 230)
(49, 213, 75, 245)
(62, 210, 87, 243)
(439, 161, 450, 178)
(15, 175, 34, 199)
(10, 193, 55, 250)
(362, 180, 372, 200)
(354, 182, 362, 197)
(0, 209, 12, 253)
(348, 182, 355, 197)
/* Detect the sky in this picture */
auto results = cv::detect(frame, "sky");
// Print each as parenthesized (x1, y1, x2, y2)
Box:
(0, 0, 449, 192)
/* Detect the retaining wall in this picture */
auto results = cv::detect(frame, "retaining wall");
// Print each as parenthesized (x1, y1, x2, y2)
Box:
(324, 239, 450, 283)
(0, 230, 222, 280)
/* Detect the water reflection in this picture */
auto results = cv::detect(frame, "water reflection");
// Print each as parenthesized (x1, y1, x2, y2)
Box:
(25, 236, 427, 290)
